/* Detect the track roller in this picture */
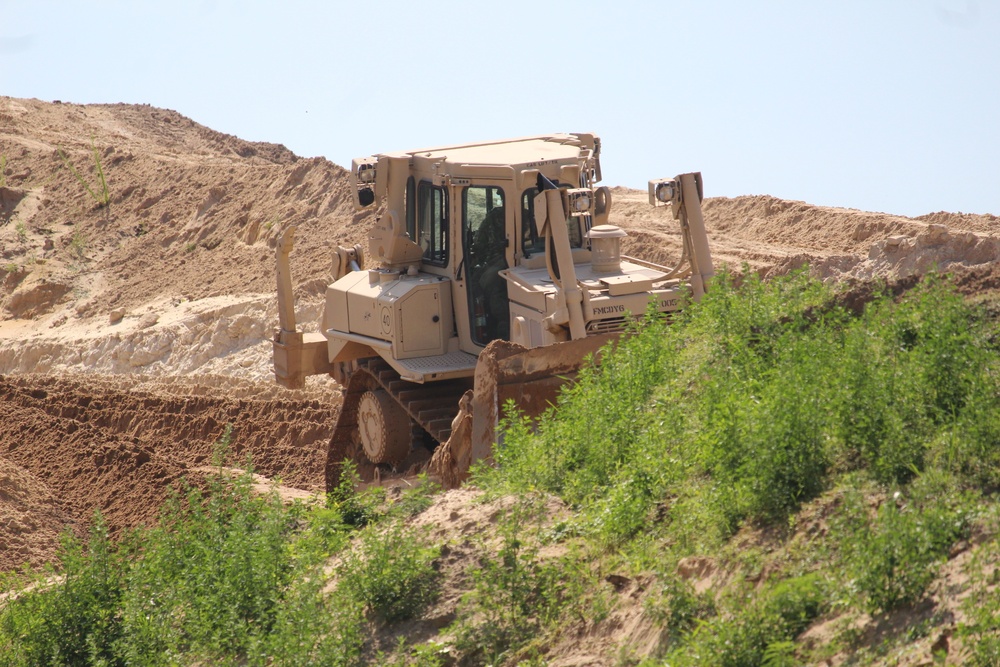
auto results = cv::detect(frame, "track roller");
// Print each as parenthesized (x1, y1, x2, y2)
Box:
(357, 389, 412, 465)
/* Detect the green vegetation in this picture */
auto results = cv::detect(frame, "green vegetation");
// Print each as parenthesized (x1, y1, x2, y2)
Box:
(3, 269, 1000, 665)
(69, 230, 87, 260)
(0, 154, 7, 188)
(57, 137, 111, 208)
(483, 271, 996, 536)
(0, 462, 451, 666)
(14, 221, 27, 243)
(453, 518, 563, 663)
(337, 522, 440, 623)
(477, 268, 1000, 662)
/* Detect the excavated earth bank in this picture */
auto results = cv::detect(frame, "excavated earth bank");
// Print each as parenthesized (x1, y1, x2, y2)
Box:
(1, 98, 998, 615)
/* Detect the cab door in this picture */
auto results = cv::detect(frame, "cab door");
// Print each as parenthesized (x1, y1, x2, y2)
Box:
(460, 185, 510, 348)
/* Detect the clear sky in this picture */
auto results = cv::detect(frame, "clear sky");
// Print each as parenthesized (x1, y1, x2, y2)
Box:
(1, 0, 997, 217)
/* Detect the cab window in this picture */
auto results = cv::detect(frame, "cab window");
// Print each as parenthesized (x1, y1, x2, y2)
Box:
(417, 181, 448, 267)
(520, 187, 583, 259)
(463, 186, 509, 344)
(405, 176, 416, 241)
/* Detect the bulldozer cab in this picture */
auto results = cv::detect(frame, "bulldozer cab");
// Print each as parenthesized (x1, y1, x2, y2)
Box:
(349, 134, 605, 355)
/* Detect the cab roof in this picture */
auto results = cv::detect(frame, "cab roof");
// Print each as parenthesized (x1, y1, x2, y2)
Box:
(381, 133, 595, 170)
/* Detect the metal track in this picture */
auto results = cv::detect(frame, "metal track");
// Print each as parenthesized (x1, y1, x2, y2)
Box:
(325, 357, 472, 490)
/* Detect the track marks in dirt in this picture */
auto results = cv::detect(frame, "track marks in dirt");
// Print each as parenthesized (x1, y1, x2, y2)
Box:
(0, 375, 339, 566)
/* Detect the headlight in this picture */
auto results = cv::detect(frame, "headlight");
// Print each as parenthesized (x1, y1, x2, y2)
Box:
(656, 181, 675, 203)
(648, 178, 678, 206)
(566, 188, 593, 216)
(358, 164, 376, 183)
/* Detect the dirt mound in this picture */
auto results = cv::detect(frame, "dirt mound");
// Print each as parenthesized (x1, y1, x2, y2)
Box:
(0, 457, 71, 572)
(0, 373, 334, 564)
(0, 97, 367, 322)
(611, 189, 998, 284)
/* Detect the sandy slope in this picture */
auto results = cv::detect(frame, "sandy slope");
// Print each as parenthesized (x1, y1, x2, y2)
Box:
(1, 97, 998, 661)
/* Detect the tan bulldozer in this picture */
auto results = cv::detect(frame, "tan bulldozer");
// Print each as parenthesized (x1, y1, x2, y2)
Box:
(272, 133, 714, 491)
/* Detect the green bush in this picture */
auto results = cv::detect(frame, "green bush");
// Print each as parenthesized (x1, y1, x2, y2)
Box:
(481, 270, 999, 546)
(337, 522, 440, 623)
(663, 573, 827, 667)
(115, 473, 301, 661)
(452, 526, 563, 665)
(957, 538, 1000, 666)
(0, 467, 365, 667)
(0, 515, 127, 667)
(837, 483, 969, 614)
(329, 459, 384, 527)
(643, 573, 716, 643)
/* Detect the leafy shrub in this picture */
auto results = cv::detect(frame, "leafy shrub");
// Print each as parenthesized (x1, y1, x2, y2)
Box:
(337, 522, 440, 623)
(0, 514, 127, 667)
(0, 467, 364, 667)
(452, 527, 563, 665)
(957, 538, 1000, 666)
(643, 573, 716, 643)
(116, 472, 301, 661)
(329, 459, 384, 527)
(838, 484, 968, 614)
(663, 573, 827, 667)
(482, 270, 999, 548)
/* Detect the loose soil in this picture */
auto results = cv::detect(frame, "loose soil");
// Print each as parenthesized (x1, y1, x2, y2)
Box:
(1, 97, 997, 663)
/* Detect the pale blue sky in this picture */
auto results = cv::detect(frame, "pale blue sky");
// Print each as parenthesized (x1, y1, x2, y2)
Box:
(1, 1, 997, 217)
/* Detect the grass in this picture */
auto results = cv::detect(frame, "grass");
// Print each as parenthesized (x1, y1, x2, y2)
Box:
(4, 269, 1000, 665)
(57, 137, 111, 208)
(69, 230, 87, 260)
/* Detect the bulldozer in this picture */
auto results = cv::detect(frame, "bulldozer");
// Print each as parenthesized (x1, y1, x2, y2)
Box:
(272, 133, 714, 491)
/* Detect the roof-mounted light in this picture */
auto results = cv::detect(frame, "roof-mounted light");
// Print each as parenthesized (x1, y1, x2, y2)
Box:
(350, 156, 379, 209)
(565, 188, 593, 216)
(357, 163, 376, 183)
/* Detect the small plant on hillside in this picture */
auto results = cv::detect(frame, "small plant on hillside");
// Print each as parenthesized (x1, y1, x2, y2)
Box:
(644, 572, 717, 644)
(0, 514, 128, 667)
(386, 473, 443, 519)
(337, 521, 440, 623)
(452, 522, 564, 665)
(14, 221, 27, 243)
(957, 537, 1000, 665)
(57, 136, 111, 208)
(0, 153, 7, 187)
(69, 230, 87, 260)
(329, 459, 384, 527)
(836, 481, 969, 614)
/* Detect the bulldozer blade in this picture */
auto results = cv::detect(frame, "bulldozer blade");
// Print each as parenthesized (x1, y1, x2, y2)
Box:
(430, 334, 615, 487)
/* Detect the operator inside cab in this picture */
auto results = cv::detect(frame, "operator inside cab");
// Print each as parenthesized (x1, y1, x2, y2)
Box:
(463, 187, 509, 345)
